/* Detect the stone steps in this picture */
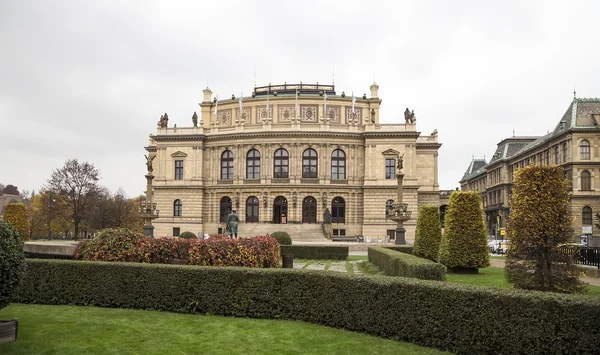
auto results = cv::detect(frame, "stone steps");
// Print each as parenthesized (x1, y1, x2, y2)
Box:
(238, 223, 327, 242)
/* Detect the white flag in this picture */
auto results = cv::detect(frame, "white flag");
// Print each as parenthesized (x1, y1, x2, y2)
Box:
(266, 87, 270, 112)
(214, 95, 218, 116)
(351, 92, 356, 113)
(295, 89, 299, 116)
(324, 91, 327, 116)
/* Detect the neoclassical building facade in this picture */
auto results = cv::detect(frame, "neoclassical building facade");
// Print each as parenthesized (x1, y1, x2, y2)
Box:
(144, 82, 441, 243)
(460, 97, 600, 245)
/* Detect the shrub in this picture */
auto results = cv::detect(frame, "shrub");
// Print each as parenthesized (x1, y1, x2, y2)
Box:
(188, 236, 280, 268)
(0, 221, 25, 310)
(438, 191, 489, 270)
(279, 245, 348, 260)
(413, 205, 442, 262)
(74, 228, 149, 262)
(384, 245, 413, 254)
(506, 165, 583, 293)
(2, 202, 30, 241)
(270, 231, 292, 245)
(15, 259, 600, 355)
(368, 247, 446, 280)
(179, 231, 196, 239)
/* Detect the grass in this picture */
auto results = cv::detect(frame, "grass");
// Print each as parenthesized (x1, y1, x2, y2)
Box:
(347, 255, 368, 261)
(0, 304, 449, 355)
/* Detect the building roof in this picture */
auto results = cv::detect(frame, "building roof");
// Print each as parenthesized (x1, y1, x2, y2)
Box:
(488, 136, 539, 164)
(461, 158, 488, 181)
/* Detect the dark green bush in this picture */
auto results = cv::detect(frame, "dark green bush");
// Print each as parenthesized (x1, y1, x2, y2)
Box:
(0, 221, 25, 310)
(384, 246, 413, 255)
(438, 191, 489, 270)
(413, 205, 442, 262)
(15, 259, 600, 355)
(280, 245, 348, 260)
(179, 231, 196, 239)
(270, 231, 292, 245)
(368, 247, 446, 280)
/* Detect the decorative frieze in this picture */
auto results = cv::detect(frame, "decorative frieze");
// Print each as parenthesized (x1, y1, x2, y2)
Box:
(301, 105, 318, 123)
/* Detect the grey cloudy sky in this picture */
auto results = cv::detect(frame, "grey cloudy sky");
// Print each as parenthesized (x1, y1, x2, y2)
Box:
(1, 0, 599, 197)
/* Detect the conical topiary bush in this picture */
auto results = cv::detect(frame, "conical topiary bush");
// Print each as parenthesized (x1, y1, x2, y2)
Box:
(413, 205, 442, 262)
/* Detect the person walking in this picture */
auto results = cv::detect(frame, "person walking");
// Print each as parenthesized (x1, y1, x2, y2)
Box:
(227, 209, 240, 239)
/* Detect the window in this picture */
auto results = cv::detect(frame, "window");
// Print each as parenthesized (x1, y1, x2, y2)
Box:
(545, 151, 550, 165)
(246, 196, 259, 222)
(385, 158, 395, 179)
(173, 199, 182, 217)
(221, 150, 234, 179)
(386, 229, 396, 240)
(173, 227, 180, 237)
(563, 143, 568, 163)
(331, 149, 346, 180)
(554, 146, 560, 164)
(273, 148, 289, 178)
(302, 148, 318, 178)
(582, 206, 593, 225)
(219, 196, 232, 223)
(175, 160, 184, 180)
(580, 140, 590, 160)
(331, 196, 345, 223)
(246, 149, 260, 179)
(385, 199, 394, 217)
(333, 229, 346, 236)
(581, 170, 591, 191)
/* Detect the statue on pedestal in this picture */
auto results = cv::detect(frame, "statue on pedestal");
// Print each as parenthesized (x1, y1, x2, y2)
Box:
(397, 153, 404, 174)
(404, 108, 416, 124)
(145, 155, 155, 173)
(323, 208, 332, 224)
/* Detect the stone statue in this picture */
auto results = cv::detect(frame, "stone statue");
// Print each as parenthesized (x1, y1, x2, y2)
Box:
(145, 154, 155, 173)
(157, 112, 169, 128)
(226, 209, 240, 239)
(397, 153, 404, 173)
(323, 208, 332, 224)
(192, 112, 198, 127)
(431, 129, 438, 137)
(410, 110, 416, 124)
(404, 108, 411, 124)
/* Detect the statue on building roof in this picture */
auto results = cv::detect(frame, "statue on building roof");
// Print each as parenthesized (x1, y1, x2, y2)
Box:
(404, 108, 416, 124)
(410, 110, 416, 124)
(192, 112, 198, 127)
(157, 113, 169, 128)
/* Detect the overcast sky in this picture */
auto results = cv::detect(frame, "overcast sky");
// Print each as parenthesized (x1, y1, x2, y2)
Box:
(1, 0, 599, 198)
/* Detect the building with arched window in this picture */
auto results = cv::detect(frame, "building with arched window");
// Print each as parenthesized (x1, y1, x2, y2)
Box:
(460, 97, 600, 245)
(145, 82, 441, 242)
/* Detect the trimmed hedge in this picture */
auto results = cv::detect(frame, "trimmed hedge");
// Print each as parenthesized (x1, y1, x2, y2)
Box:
(179, 231, 196, 239)
(413, 205, 442, 262)
(279, 245, 348, 260)
(368, 247, 446, 281)
(384, 245, 413, 255)
(0, 221, 24, 310)
(15, 259, 600, 355)
(270, 231, 292, 245)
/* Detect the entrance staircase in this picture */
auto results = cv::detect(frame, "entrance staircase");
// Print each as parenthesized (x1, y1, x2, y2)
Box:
(239, 223, 327, 242)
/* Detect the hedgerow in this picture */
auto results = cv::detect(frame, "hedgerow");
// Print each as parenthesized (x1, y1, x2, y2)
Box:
(0, 221, 25, 310)
(368, 247, 446, 280)
(15, 259, 600, 355)
(413, 205, 442, 262)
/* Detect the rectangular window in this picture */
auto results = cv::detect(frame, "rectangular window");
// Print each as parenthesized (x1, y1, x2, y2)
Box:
(385, 158, 395, 179)
(175, 160, 184, 180)
(386, 229, 396, 240)
(173, 227, 180, 237)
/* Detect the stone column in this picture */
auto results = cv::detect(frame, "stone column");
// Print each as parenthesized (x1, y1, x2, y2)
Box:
(395, 172, 407, 245)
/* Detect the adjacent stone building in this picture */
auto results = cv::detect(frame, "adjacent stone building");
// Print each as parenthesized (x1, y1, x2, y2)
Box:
(144, 82, 441, 243)
(460, 97, 600, 245)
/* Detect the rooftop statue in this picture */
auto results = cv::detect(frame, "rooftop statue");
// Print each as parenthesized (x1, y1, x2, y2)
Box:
(157, 113, 169, 128)
(192, 112, 198, 127)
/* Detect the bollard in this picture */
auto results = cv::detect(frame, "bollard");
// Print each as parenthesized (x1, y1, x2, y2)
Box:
(282, 253, 294, 268)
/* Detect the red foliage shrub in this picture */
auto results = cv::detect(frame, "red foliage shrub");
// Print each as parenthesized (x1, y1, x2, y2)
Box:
(188, 235, 280, 268)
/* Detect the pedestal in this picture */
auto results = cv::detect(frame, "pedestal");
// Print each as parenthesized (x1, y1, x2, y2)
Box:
(395, 226, 406, 245)
(143, 224, 155, 237)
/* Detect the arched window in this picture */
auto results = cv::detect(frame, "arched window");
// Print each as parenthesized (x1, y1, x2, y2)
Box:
(273, 148, 289, 178)
(385, 199, 394, 217)
(554, 145, 560, 164)
(331, 149, 346, 180)
(332, 196, 345, 223)
(173, 199, 182, 217)
(582, 206, 593, 225)
(563, 143, 568, 163)
(302, 148, 318, 178)
(581, 170, 591, 191)
(580, 140, 590, 160)
(246, 149, 260, 179)
(221, 150, 234, 180)
(219, 196, 232, 223)
(246, 196, 259, 223)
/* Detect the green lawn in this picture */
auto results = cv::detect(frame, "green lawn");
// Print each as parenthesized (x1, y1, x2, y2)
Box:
(0, 304, 450, 355)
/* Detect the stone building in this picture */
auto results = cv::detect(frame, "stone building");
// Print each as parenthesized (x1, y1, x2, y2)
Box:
(144, 82, 441, 243)
(460, 97, 600, 245)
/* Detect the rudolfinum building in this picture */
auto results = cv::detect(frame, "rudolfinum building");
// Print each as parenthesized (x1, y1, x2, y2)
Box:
(144, 82, 442, 242)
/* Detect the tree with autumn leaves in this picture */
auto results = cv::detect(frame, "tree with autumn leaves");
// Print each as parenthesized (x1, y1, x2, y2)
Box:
(506, 165, 583, 293)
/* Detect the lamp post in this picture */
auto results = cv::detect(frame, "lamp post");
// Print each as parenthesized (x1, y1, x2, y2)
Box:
(388, 154, 411, 245)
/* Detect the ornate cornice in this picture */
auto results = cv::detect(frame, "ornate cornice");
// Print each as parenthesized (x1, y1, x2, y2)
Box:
(145, 146, 157, 152)
(416, 143, 442, 149)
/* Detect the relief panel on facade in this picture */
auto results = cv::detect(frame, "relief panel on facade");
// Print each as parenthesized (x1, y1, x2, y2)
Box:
(217, 109, 232, 126)
(236, 108, 250, 123)
(345, 106, 362, 124)
(278, 105, 295, 122)
(301, 105, 318, 123)
(325, 105, 341, 123)
(256, 106, 273, 122)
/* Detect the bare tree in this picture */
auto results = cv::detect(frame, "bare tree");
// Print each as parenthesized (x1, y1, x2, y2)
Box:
(47, 159, 100, 240)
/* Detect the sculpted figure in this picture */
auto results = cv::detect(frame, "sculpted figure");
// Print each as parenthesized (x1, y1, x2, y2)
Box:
(397, 153, 404, 173)
(145, 155, 155, 173)
(410, 110, 416, 124)
(404, 108, 411, 124)
(323, 208, 332, 224)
